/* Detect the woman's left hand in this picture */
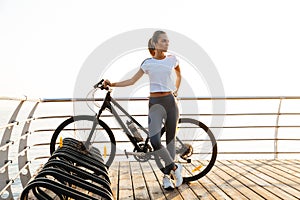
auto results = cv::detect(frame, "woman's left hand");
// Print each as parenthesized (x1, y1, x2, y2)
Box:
(173, 90, 178, 97)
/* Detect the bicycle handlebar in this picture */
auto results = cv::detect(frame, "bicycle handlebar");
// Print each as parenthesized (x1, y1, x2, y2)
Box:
(94, 79, 110, 90)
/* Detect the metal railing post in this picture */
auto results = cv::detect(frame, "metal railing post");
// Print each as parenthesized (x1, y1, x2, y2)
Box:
(274, 97, 283, 159)
(18, 102, 39, 187)
(0, 100, 24, 200)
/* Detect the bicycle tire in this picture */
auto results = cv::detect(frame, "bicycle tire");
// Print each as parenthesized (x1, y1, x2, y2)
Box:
(155, 118, 217, 183)
(50, 115, 116, 168)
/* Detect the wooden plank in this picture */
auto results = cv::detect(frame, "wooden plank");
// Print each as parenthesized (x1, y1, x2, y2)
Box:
(276, 160, 300, 175)
(220, 160, 281, 199)
(177, 183, 199, 200)
(140, 161, 166, 200)
(198, 174, 232, 199)
(130, 161, 151, 200)
(256, 160, 300, 183)
(182, 162, 220, 200)
(246, 160, 300, 197)
(179, 162, 219, 200)
(118, 161, 134, 200)
(188, 162, 232, 199)
(183, 181, 214, 200)
(213, 160, 265, 199)
(287, 159, 300, 165)
(231, 160, 298, 200)
(200, 160, 248, 200)
(228, 160, 292, 199)
(109, 161, 119, 199)
(266, 159, 300, 178)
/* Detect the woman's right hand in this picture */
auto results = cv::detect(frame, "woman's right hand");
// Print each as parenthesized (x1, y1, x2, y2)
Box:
(103, 79, 111, 88)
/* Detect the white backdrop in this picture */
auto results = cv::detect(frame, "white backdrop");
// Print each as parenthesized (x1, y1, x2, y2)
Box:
(1, 0, 300, 97)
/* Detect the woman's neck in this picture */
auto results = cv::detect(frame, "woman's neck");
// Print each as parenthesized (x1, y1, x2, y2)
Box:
(153, 52, 166, 60)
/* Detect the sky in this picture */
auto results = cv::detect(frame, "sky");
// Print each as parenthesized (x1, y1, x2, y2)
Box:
(1, 0, 300, 98)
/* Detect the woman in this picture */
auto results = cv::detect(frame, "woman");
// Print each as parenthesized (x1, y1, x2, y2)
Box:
(104, 30, 182, 190)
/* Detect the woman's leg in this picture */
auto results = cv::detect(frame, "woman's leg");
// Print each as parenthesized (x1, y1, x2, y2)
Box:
(165, 96, 182, 187)
(148, 103, 175, 174)
(165, 98, 179, 160)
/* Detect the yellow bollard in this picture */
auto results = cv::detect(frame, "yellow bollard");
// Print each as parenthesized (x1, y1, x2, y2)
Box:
(59, 136, 63, 148)
(103, 146, 107, 158)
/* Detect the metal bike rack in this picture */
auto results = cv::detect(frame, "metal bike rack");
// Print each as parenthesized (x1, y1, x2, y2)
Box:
(20, 138, 113, 200)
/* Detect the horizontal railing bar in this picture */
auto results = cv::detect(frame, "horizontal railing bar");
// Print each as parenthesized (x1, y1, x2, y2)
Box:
(218, 138, 300, 141)
(20, 131, 31, 140)
(34, 156, 50, 160)
(31, 137, 300, 148)
(210, 126, 300, 128)
(32, 143, 50, 147)
(92, 138, 300, 143)
(37, 96, 300, 102)
(32, 129, 57, 132)
(111, 152, 300, 157)
(0, 141, 14, 151)
(35, 115, 73, 120)
(182, 113, 300, 116)
(2, 96, 300, 103)
(0, 160, 12, 173)
(41, 113, 300, 117)
(0, 132, 32, 151)
(0, 121, 18, 130)
(217, 152, 300, 154)
(24, 113, 300, 121)
(0, 96, 41, 102)
(31, 125, 300, 134)
(17, 146, 30, 157)
(35, 114, 147, 120)
(0, 118, 35, 130)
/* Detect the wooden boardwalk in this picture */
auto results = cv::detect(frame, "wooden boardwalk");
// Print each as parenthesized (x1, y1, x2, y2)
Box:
(109, 159, 300, 200)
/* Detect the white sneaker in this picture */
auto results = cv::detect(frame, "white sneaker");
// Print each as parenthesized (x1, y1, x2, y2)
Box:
(163, 175, 174, 190)
(171, 164, 183, 187)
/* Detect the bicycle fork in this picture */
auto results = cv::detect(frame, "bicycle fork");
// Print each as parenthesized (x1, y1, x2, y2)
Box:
(84, 116, 99, 149)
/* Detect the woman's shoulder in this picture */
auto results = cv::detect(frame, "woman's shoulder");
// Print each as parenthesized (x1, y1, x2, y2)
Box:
(166, 54, 178, 60)
(167, 54, 178, 61)
(140, 57, 153, 65)
(141, 58, 152, 67)
(166, 54, 179, 67)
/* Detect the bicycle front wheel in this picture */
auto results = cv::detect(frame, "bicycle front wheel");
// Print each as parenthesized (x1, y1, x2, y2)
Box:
(50, 115, 116, 168)
(156, 118, 217, 183)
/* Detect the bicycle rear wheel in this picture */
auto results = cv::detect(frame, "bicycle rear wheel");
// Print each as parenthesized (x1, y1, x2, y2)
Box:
(155, 118, 217, 183)
(50, 115, 116, 168)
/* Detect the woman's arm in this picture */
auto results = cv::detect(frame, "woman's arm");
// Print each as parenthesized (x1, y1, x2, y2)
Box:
(174, 65, 181, 96)
(105, 68, 144, 87)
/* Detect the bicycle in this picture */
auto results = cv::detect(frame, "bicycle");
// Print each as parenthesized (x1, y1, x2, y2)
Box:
(50, 79, 217, 183)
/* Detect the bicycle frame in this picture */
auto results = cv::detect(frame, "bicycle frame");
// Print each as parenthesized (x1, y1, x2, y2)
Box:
(88, 90, 151, 153)
(84, 87, 186, 158)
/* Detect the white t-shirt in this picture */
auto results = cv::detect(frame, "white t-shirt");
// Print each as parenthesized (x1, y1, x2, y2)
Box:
(140, 55, 179, 93)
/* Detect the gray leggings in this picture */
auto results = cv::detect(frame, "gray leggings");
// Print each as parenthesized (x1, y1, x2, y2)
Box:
(148, 94, 179, 175)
